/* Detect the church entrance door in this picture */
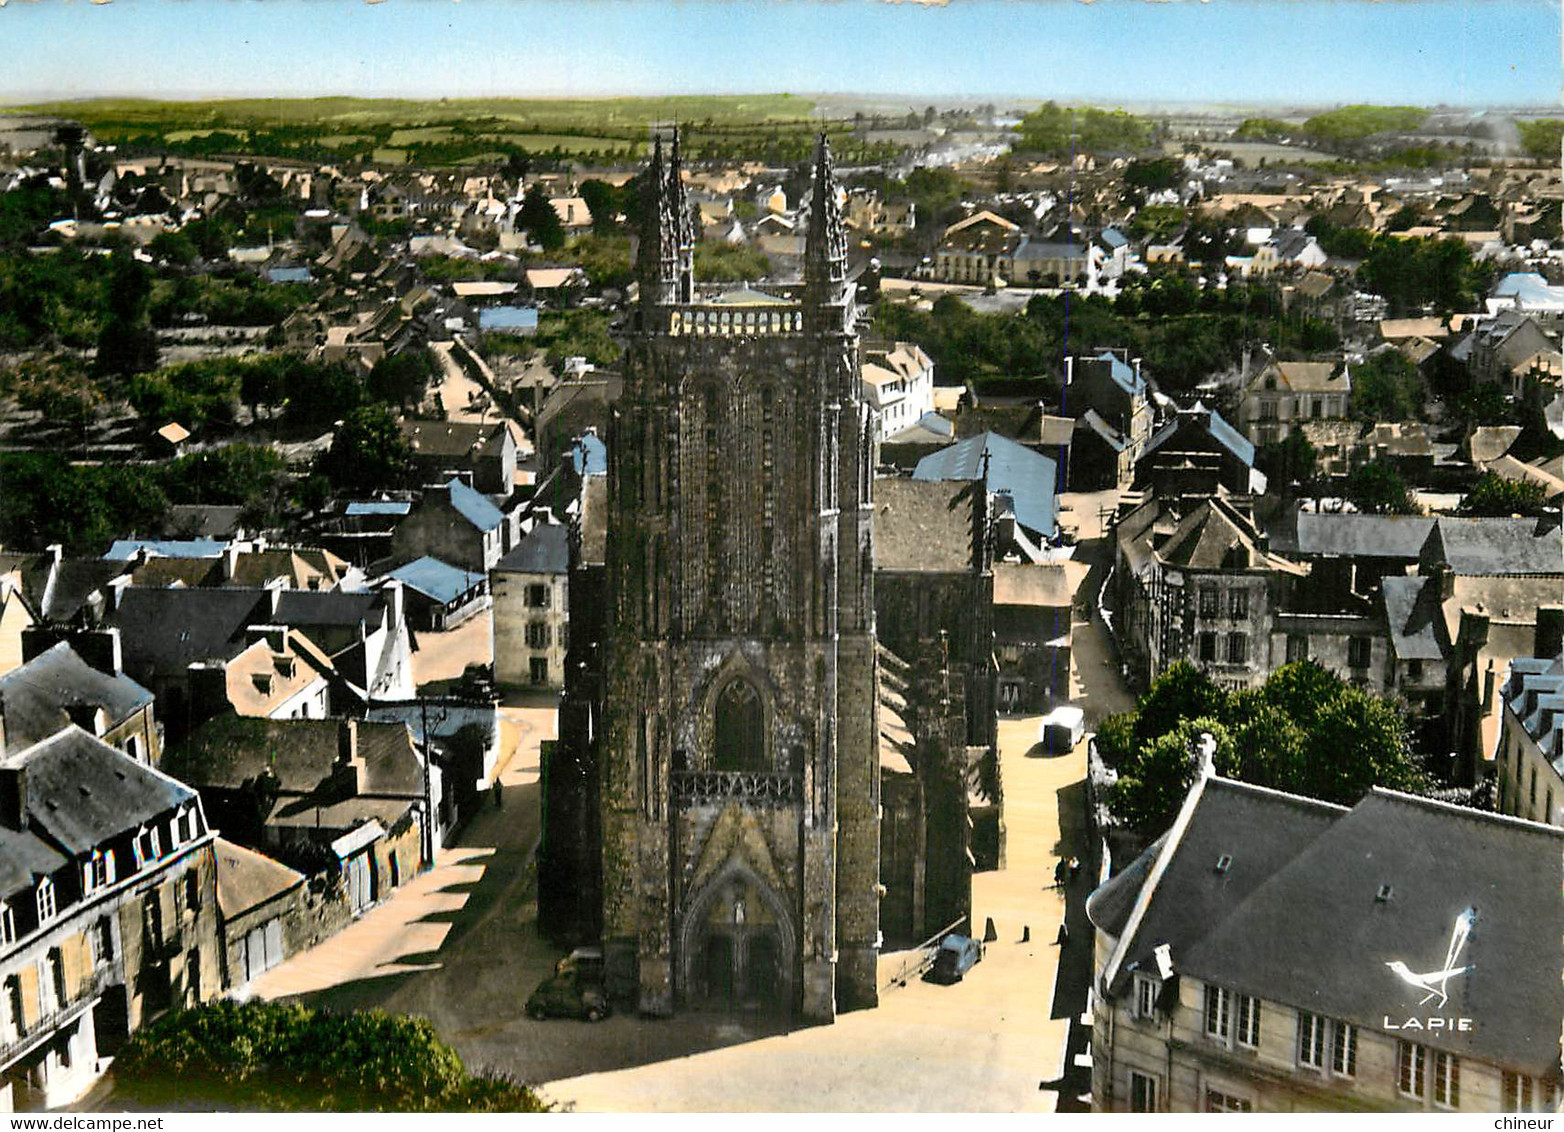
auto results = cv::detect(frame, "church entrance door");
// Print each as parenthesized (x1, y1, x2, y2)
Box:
(703, 934, 735, 1007)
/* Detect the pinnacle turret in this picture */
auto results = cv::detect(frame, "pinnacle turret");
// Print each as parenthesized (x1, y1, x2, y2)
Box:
(805, 133, 848, 302)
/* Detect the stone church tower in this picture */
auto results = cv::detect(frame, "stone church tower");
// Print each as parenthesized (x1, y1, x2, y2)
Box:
(598, 132, 881, 1022)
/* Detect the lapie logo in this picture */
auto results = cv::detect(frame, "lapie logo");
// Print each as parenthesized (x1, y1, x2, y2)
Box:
(1383, 907, 1476, 1033)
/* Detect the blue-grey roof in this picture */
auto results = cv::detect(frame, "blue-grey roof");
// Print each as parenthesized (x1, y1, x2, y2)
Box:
(267, 266, 313, 284)
(444, 478, 504, 532)
(105, 538, 228, 560)
(1099, 227, 1128, 249)
(1094, 350, 1146, 397)
(386, 556, 487, 604)
(1144, 405, 1254, 468)
(913, 431, 1058, 537)
(479, 305, 540, 332)
(570, 433, 608, 477)
(346, 500, 412, 517)
(495, 523, 569, 575)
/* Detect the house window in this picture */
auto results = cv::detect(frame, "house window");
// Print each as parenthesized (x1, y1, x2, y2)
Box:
(1235, 994, 1261, 1048)
(1199, 586, 1218, 617)
(145, 893, 164, 951)
(184, 872, 201, 914)
(1227, 633, 1248, 665)
(1332, 1021, 1358, 1077)
(526, 583, 550, 608)
(529, 658, 549, 685)
(525, 622, 550, 649)
(1129, 1071, 1158, 1113)
(36, 877, 56, 925)
(1407, 659, 1424, 681)
(89, 917, 114, 966)
(1297, 1011, 1326, 1069)
(1228, 589, 1249, 618)
(0, 901, 13, 945)
(1348, 636, 1372, 669)
(1530, 766, 1538, 809)
(1205, 1089, 1254, 1113)
(1285, 634, 1309, 663)
(137, 824, 161, 865)
(1397, 1040, 1426, 1099)
(1432, 1051, 1459, 1108)
(1204, 985, 1232, 1042)
(1198, 632, 1217, 663)
(1311, 398, 1324, 420)
(1504, 1071, 1537, 1112)
(1134, 974, 1159, 1020)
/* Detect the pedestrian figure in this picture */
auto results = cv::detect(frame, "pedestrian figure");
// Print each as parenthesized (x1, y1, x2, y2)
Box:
(1068, 856, 1081, 883)
(1053, 858, 1068, 888)
(1056, 921, 1070, 946)
(494, 780, 504, 809)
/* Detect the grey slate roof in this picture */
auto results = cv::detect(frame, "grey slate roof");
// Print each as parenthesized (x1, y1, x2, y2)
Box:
(106, 587, 271, 680)
(1422, 517, 1564, 577)
(1381, 574, 1447, 661)
(495, 523, 570, 575)
(913, 431, 1057, 537)
(1503, 655, 1564, 765)
(1093, 777, 1564, 1076)
(872, 477, 976, 574)
(1289, 512, 1437, 560)
(0, 643, 154, 750)
(1142, 404, 1254, 468)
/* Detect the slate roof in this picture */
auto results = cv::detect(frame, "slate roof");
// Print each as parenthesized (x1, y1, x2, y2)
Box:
(1287, 511, 1437, 560)
(105, 538, 227, 561)
(872, 478, 976, 574)
(1156, 498, 1307, 575)
(1090, 350, 1146, 397)
(495, 523, 569, 575)
(1092, 776, 1564, 1076)
(579, 477, 609, 567)
(569, 433, 608, 477)
(1143, 404, 1255, 468)
(385, 556, 486, 604)
(345, 501, 412, 517)
(1381, 574, 1447, 661)
(477, 305, 539, 332)
(404, 421, 508, 459)
(214, 836, 305, 919)
(1422, 517, 1564, 576)
(0, 643, 153, 750)
(1502, 656, 1564, 765)
(9, 726, 194, 862)
(166, 716, 422, 798)
(106, 587, 271, 680)
(272, 590, 383, 629)
(442, 478, 504, 533)
(913, 431, 1058, 537)
(42, 558, 130, 623)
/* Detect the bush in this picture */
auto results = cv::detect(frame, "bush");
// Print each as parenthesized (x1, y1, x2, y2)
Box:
(113, 1000, 548, 1112)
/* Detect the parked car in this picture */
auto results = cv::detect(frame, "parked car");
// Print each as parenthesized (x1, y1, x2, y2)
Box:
(1039, 705, 1086, 754)
(527, 969, 610, 1022)
(925, 934, 983, 985)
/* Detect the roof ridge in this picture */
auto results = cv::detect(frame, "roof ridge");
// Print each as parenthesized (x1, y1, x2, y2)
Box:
(1367, 785, 1564, 834)
(1205, 775, 1351, 814)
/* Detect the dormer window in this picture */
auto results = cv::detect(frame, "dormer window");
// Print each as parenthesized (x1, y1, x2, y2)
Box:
(1134, 972, 1161, 1020)
(35, 877, 56, 925)
(0, 901, 13, 945)
(136, 824, 161, 866)
(83, 849, 113, 894)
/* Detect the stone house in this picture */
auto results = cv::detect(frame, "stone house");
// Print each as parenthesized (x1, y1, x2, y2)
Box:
(860, 342, 935, 445)
(1088, 772, 1564, 1113)
(933, 210, 1022, 283)
(401, 420, 518, 497)
(0, 640, 160, 766)
(1134, 405, 1263, 499)
(1493, 615, 1564, 824)
(212, 838, 309, 990)
(0, 727, 222, 1111)
(391, 478, 508, 573)
(380, 557, 490, 632)
(493, 523, 569, 690)
(993, 562, 1086, 715)
(1238, 360, 1351, 446)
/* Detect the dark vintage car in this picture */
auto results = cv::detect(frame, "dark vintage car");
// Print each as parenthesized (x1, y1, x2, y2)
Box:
(924, 934, 984, 985)
(527, 969, 610, 1022)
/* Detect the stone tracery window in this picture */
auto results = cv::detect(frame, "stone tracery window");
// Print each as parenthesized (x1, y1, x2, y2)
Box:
(713, 678, 766, 771)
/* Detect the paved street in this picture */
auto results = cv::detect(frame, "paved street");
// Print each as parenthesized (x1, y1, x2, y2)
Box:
(430, 341, 492, 424)
(244, 535, 1132, 1111)
(410, 607, 494, 689)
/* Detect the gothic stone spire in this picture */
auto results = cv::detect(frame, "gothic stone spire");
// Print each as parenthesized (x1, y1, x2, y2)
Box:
(636, 133, 680, 306)
(805, 133, 848, 301)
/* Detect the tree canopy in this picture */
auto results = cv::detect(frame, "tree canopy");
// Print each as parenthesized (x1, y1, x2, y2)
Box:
(1351, 349, 1423, 422)
(1344, 458, 1419, 515)
(113, 999, 546, 1112)
(1099, 660, 1427, 838)
(1458, 471, 1550, 518)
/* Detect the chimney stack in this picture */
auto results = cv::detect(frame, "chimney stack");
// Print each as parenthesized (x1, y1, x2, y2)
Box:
(1537, 605, 1564, 659)
(337, 719, 365, 795)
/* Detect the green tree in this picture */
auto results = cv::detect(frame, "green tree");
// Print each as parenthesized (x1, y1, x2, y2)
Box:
(318, 404, 412, 491)
(1457, 472, 1549, 517)
(518, 185, 565, 252)
(1351, 350, 1422, 422)
(368, 349, 435, 410)
(578, 178, 621, 234)
(1256, 429, 1319, 494)
(1345, 458, 1419, 514)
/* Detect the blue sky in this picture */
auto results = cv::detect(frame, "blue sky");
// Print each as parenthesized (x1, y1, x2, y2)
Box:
(0, 0, 1557, 107)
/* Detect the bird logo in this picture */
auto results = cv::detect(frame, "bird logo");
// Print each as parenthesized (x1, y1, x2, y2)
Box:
(1386, 908, 1476, 1010)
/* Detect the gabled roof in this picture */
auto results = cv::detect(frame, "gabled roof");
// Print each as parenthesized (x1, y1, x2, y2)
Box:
(385, 556, 486, 604)
(1143, 404, 1255, 468)
(495, 523, 569, 575)
(403, 419, 509, 460)
(214, 836, 305, 920)
(1382, 574, 1448, 661)
(167, 716, 421, 798)
(0, 643, 153, 750)
(441, 478, 504, 532)
(1156, 497, 1307, 575)
(1252, 360, 1346, 394)
(106, 587, 272, 680)
(913, 431, 1058, 537)
(1502, 655, 1564, 764)
(1284, 510, 1436, 560)
(1421, 516, 1564, 577)
(1092, 776, 1564, 1076)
